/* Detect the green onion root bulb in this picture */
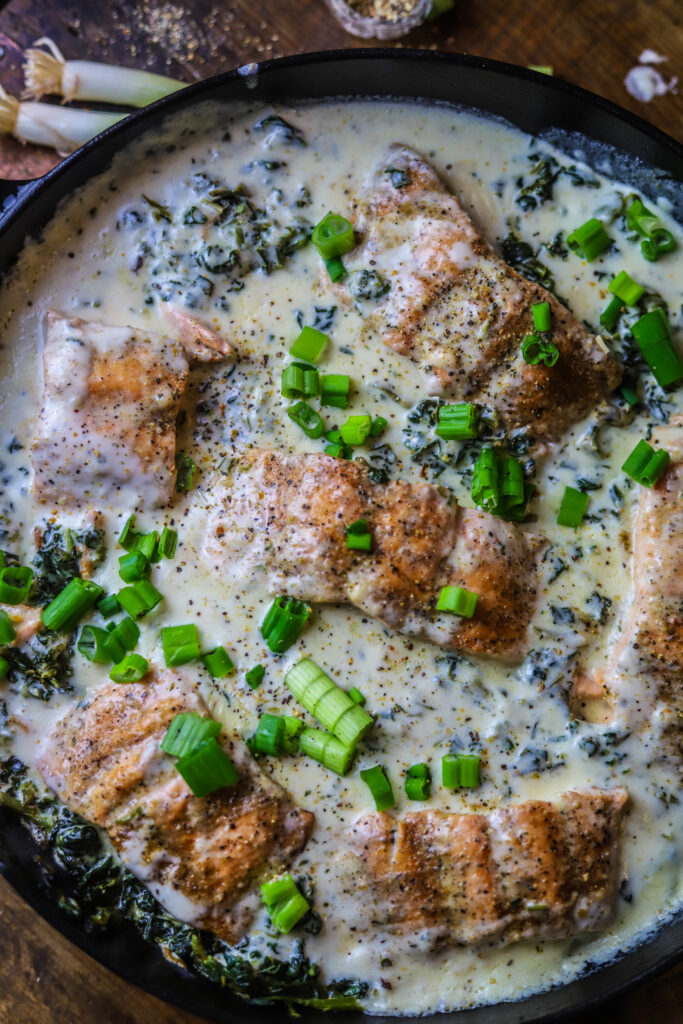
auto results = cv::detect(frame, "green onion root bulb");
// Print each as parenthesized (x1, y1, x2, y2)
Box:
(0, 84, 123, 156)
(23, 38, 184, 107)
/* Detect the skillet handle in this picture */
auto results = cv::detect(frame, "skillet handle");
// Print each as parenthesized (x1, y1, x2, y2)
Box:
(0, 178, 33, 217)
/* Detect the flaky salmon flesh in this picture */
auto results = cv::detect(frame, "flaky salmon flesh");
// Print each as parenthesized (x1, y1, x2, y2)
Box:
(37, 673, 313, 943)
(204, 450, 545, 662)
(347, 788, 627, 949)
(338, 144, 621, 444)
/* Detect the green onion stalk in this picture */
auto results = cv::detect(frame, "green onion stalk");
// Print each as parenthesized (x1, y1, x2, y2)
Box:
(0, 84, 124, 156)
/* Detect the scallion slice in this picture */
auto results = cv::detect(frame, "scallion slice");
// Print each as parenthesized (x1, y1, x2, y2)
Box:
(0, 565, 34, 606)
(567, 217, 611, 261)
(442, 754, 460, 789)
(346, 519, 372, 552)
(531, 301, 551, 332)
(245, 664, 265, 690)
(622, 438, 670, 487)
(254, 713, 286, 756)
(156, 526, 178, 561)
(435, 402, 478, 440)
(557, 485, 589, 527)
(97, 593, 121, 619)
(324, 256, 347, 282)
(285, 658, 374, 748)
(281, 362, 320, 400)
(405, 762, 431, 801)
(471, 447, 499, 510)
(117, 579, 163, 618)
(348, 687, 366, 706)
(311, 212, 355, 259)
(283, 716, 304, 754)
(325, 442, 352, 459)
(0, 610, 16, 646)
(202, 646, 235, 678)
(369, 415, 388, 438)
(261, 596, 312, 654)
(118, 514, 136, 550)
(118, 549, 150, 583)
(339, 414, 372, 446)
(521, 332, 559, 367)
(608, 270, 645, 306)
(109, 653, 149, 683)
(290, 325, 328, 363)
(436, 586, 478, 618)
(133, 531, 158, 561)
(600, 295, 623, 331)
(360, 765, 395, 811)
(300, 727, 355, 775)
(621, 386, 639, 407)
(260, 872, 310, 933)
(109, 616, 140, 651)
(471, 447, 530, 522)
(102, 632, 126, 665)
(459, 753, 481, 788)
(631, 309, 683, 387)
(626, 198, 676, 262)
(41, 577, 102, 631)
(161, 623, 200, 667)
(0, 655, 8, 680)
(161, 712, 221, 758)
(175, 737, 239, 797)
(77, 624, 112, 663)
(320, 374, 351, 409)
(288, 400, 325, 439)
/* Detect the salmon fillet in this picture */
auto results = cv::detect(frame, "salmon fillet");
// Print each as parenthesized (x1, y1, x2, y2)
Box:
(573, 418, 683, 749)
(203, 450, 545, 661)
(32, 311, 229, 508)
(347, 788, 627, 948)
(37, 673, 314, 943)
(340, 145, 621, 442)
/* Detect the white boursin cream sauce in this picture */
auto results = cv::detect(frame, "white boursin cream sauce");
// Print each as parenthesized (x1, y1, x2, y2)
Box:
(0, 99, 681, 1016)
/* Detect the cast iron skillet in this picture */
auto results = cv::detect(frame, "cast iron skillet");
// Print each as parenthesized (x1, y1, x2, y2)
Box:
(0, 48, 681, 1024)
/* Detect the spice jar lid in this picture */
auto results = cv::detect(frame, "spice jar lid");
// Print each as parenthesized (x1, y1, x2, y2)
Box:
(326, 0, 432, 40)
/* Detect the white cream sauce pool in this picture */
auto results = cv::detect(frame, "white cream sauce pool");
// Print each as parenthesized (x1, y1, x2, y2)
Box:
(0, 99, 682, 1015)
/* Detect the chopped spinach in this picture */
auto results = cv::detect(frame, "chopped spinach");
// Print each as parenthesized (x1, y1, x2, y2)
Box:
(348, 269, 390, 303)
(3, 631, 74, 701)
(0, 762, 365, 1009)
(550, 605, 575, 625)
(253, 114, 306, 148)
(31, 523, 106, 605)
(514, 746, 564, 775)
(141, 194, 173, 223)
(402, 399, 450, 479)
(354, 444, 398, 484)
(584, 590, 612, 626)
(312, 305, 337, 332)
(515, 155, 560, 211)
(501, 232, 555, 290)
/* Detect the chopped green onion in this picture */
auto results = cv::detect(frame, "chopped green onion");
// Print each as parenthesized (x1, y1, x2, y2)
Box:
(326, 429, 343, 443)
(133, 531, 158, 561)
(300, 727, 355, 775)
(471, 448, 530, 521)
(324, 256, 346, 282)
(118, 514, 136, 550)
(24, 39, 184, 107)
(0, 565, 34, 606)
(118, 550, 150, 583)
(521, 333, 559, 367)
(531, 302, 552, 332)
(175, 737, 239, 797)
(621, 386, 639, 406)
(281, 362, 320, 399)
(325, 442, 351, 459)
(290, 325, 328, 363)
(161, 712, 221, 758)
(339, 414, 372, 446)
(260, 872, 310, 933)
(471, 447, 499, 510)
(369, 416, 388, 438)
(77, 624, 112, 663)
(608, 270, 645, 306)
(109, 616, 140, 651)
(117, 579, 163, 618)
(245, 664, 265, 690)
(175, 452, 197, 492)
(109, 653, 149, 683)
(557, 486, 589, 527)
(254, 713, 286, 755)
(311, 212, 355, 259)
(97, 594, 121, 619)
(0, 655, 8, 680)
(459, 753, 481, 788)
(435, 402, 478, 440)
(283, 716, 304, 754)
(442, 754, 460, 789)
(626, 198, 676, 262)
(320, 374, 351, 409)
(0, 610, 16, 646)
(622, 438, 670, 487)
(348, 687, 366, 705)
(405, 763, 431, 801)
(41, 577, 102, 631)
(567, 217, 610, 261)
(360, 765, 395, 811)
(261, 596, 312, 654)
(346, 519, 372, 552)
(631, 309, 683, 388)
(161, 623, 200, 667)
(285, 658, 374, 748)
(436, 586, 478, 618)
(102, 632, 126, 665)
(156, 526, 178, 561)
(600, 295, 623, 331)
(202, 646, 235, 678)
(288, 400, 325, 439)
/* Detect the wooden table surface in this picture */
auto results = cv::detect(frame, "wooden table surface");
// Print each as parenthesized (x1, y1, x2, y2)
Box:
(0, 1, 681, 1022)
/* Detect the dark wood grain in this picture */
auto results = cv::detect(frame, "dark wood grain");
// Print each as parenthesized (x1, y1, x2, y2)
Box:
(0, 1, 682, 1022)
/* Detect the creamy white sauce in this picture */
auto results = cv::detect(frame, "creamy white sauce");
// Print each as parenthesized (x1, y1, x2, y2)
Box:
(0, 99, 681, 1016)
